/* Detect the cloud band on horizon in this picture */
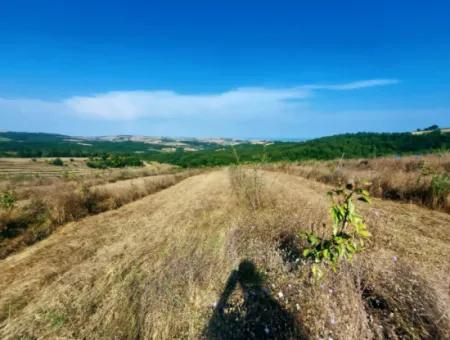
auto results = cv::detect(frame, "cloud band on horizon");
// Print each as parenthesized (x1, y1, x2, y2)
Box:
(1, 78, 399, 122)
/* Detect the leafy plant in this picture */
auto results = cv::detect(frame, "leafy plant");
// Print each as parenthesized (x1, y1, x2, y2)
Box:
(0, 190, 16, 210)
(301, 183, 371, 279)
(416, 162, 450, 208)
(430, 173, 450, 207)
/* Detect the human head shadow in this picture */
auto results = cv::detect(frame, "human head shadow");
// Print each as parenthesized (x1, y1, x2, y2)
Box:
(204, 260, 308, 339)
(277, 233, 302, 271)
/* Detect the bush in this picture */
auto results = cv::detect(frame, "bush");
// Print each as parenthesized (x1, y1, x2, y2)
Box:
(51, 158, 64, 166)
(86, 155, 144, 169)
(430, 173, 450, 208)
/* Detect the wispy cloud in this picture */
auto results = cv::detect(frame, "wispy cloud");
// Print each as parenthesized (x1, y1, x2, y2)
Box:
(305, 78, 400, 90)
(1, 79, 398, 122)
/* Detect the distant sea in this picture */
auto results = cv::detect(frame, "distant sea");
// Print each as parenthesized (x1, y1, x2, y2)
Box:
(249, 137, 308, 142)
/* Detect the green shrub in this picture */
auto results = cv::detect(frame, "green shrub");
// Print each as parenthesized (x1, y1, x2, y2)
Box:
(430, 173, 450, 207)
(301, 183, 371, 279)
(51, 158, 64, 166)
(86, 155, 144, 169)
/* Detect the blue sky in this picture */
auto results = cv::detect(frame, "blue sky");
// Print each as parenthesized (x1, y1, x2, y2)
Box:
(0, 0, 449, 139)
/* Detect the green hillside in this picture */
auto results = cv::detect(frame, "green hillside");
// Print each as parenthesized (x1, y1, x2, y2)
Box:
(148, 131, 450, 167)
(1, 131, 449, 167)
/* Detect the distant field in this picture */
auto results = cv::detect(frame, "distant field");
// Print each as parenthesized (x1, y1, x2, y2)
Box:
(0, 158, 196, 258)
(0, 157, 92, 179)
(0, 157, 176, 182)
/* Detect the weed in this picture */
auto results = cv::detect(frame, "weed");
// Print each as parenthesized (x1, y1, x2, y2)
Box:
(430, 173, 450, 207)
(42, 309, 67, 329)
(229, 166, 266, 211)
(0, 191, 16, 210)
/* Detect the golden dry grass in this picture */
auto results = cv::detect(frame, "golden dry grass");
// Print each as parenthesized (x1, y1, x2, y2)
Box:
(0, 168, 200, 259)
(0, 158, 177, 193)
(263, 153, 450, 213)
(0, 169, 449, 339)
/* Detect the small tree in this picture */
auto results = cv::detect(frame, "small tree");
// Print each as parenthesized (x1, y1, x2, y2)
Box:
(301, 183, 371, 279)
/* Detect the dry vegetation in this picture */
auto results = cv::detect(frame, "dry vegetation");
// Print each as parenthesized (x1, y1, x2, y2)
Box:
(0, 157, 176, 191)
(0, 158, 90, 178)
(263, 153, 450, 213)
(0, 165, 449, 339)
(0, 161, 200, 259)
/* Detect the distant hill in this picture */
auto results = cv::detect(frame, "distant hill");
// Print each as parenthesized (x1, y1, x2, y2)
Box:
(0, 132, 241, 157)
(412, 127, 450, 135)
(1, 131, 449, 166)
(147, 131, 450, 167)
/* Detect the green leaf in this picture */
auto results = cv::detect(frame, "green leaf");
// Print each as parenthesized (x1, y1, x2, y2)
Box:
(358, 230, 371, 238)
(307, 234, 319, 245)
(323, 248, 330, 260)
(348, 199, 355, 214)
(358, 196, 370, 203)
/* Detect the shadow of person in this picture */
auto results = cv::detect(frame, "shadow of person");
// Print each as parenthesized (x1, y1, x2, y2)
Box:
(204, 260, 307, 339)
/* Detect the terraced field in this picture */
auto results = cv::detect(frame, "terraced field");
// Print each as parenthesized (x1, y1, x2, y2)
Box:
(0, 158, 92, 178)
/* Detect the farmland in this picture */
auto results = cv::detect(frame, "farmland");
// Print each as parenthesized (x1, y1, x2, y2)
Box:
(0, 158, 91, 179)
(0, 152, 449, 339)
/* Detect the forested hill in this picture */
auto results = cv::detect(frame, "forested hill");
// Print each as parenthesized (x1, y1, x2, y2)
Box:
(1, 131, 449, 167)
(148, 131, 450, 167)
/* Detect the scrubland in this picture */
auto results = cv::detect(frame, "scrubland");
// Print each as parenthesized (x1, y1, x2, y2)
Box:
(263, 153, 450, 213)
(0, 160, 449, 339)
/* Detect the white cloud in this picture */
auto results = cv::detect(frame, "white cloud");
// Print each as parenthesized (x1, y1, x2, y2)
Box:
(1, 79, 399, 121)
(64, 87, 312, 120)
(305, 78, 399, 90)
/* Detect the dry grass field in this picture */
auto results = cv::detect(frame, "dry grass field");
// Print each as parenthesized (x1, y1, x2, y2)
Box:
(0, 158, 176, 188)
(0, 158, 92, 179)
(0, 164, 449, 339)
(0, 160, 198, 259)
(263, 153, 450, 213)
